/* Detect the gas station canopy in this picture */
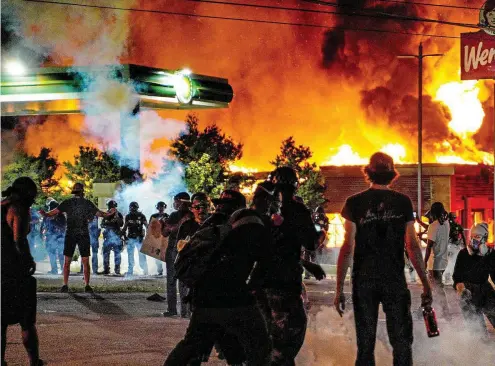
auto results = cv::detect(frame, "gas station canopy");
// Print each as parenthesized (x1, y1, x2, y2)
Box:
(0, 64, 234, 116)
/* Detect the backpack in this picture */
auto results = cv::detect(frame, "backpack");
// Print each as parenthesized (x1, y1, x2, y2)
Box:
(174, 209, 264, 288)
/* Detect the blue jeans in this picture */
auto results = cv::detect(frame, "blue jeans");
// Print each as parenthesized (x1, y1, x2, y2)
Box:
(126, 237, 148, 275)
(103, 230, 122, 273)
(46, 232, 64, 273)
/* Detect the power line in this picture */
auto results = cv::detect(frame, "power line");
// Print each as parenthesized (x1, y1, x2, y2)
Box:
(303, 0, 489, 30)
(371, 0, 480, 11)
(23, 0, 460, 39)
(192, 0, 484, 30)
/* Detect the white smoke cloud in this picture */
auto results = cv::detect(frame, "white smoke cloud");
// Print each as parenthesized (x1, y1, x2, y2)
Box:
(300, 304, 495, 366)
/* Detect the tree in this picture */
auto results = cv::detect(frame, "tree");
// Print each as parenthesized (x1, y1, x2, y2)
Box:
(63, 146, 121, 202)
(184, 153, 225, 197)
(170, 114, 243, 197)
(1, 148, 69, 207)
(271, 137, 327, 209)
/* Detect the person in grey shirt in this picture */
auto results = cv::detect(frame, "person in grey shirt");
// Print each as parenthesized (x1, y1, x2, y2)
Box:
(424, 202, 451, 319)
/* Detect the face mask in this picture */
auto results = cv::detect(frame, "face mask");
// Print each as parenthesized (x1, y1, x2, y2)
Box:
(479, 244, 489, 256)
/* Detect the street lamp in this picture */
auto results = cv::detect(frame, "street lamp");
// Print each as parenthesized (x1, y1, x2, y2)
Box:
(4, 60, 27, 76)
(398, 43, 443, 219)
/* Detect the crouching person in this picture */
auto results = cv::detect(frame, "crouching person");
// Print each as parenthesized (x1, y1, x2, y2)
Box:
(164, 194, 271, 366)
(453, 222, 495, 339)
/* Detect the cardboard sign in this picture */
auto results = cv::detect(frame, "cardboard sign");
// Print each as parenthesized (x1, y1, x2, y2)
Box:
(140, 218, 168, 261)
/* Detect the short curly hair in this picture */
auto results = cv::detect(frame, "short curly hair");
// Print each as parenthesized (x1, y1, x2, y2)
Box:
(363, 152, 399, 185)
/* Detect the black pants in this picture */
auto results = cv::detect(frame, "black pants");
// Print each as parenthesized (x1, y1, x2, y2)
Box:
(164, 305, 271, 366)
(460, 282, 495, 335)
(352, 279, 413, 366)
(257, 289, 307, 366)
(165, 247, 189, 315)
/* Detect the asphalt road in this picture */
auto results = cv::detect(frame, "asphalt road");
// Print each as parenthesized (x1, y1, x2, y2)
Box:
(3, 278, 495, 365)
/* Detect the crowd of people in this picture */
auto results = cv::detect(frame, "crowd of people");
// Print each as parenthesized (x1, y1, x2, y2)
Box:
(2, 152, 494, 366)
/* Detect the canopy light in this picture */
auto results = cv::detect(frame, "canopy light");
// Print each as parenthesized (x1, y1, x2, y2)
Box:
(4, 60, 27, 76)
(0, 64, 234, 115)
(174, 72, 193, 104)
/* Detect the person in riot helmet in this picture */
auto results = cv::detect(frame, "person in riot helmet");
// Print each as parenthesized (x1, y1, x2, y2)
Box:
(335, 152, 432, 366)
(453, 222, 495, 339)
(149, 201, 168, 276)
(122, 202, 148, 276)
(40, 182, 115, 293)
(261, 166, 318, 365)
(101, 200, 124, 275)
(41, 199, 66, 275)
(162, 192, 193, 317)
(2, 177, 44, 366)
(424, 202, 452, 319)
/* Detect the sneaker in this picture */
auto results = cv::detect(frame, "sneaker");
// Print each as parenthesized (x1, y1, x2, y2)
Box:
(163, 311, 178, 317)
(157, 271, 163, 276)
(60, 285, 69, 293)
(103, 269, 110, 275)
(84, 285, 94, 293)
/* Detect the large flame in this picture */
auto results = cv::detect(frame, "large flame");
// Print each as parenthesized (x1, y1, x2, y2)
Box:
(435, 81, 485, 137)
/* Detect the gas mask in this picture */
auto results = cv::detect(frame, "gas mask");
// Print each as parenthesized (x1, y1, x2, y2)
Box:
(470, 237, 489, 256)
(469, 222, 490, 256)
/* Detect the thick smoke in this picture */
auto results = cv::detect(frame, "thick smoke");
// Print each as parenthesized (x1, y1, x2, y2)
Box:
(300, 305, 495, 365)
(320, 0, 494, 160)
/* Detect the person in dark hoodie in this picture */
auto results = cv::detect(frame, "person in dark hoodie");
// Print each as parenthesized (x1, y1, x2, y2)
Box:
(262, 166, 319, 365)
(453, 222, 495, 339)
(164, 190, 271, 366)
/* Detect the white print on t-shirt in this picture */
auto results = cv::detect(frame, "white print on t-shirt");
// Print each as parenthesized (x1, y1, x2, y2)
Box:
(360, 207, 404, 225)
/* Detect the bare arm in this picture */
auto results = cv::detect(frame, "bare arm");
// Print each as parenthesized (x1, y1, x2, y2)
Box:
(424, 239, 435, 268)
(334, 219, 356, 316)
(40, 207, 61, 217)
(7, 205, 36, 274)
(405, 221, 432, 297)
(96, 208, 116, 218)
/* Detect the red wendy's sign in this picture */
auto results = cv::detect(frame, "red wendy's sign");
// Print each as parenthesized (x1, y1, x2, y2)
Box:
(461, 32, 495, 80)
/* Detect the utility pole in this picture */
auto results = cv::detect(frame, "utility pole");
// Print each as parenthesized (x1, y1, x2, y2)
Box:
(398, 43, 443, 218)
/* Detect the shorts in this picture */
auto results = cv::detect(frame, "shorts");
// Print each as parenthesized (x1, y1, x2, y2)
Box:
(1, 276, 37, 329)
(64, 231, 91, 257)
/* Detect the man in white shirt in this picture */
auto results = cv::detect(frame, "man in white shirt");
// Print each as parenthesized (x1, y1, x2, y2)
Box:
(424, 202, 451, 319)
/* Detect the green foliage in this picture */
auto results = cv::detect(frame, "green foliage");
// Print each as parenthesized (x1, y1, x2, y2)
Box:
(1, 148, 68, 208)
(170, 115, 243, 166)
(184, 153, 225, 197)
(63, 146, 121, 202)
(171, 114, 244, 196)
(271, 137, 327, 209)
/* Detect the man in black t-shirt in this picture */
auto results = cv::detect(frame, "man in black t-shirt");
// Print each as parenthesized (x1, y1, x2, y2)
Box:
(40, 182, 114, 293)
(335, 153, 432, 366)
(122, 202, 148, 276)
(149, 201, 168, 276)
